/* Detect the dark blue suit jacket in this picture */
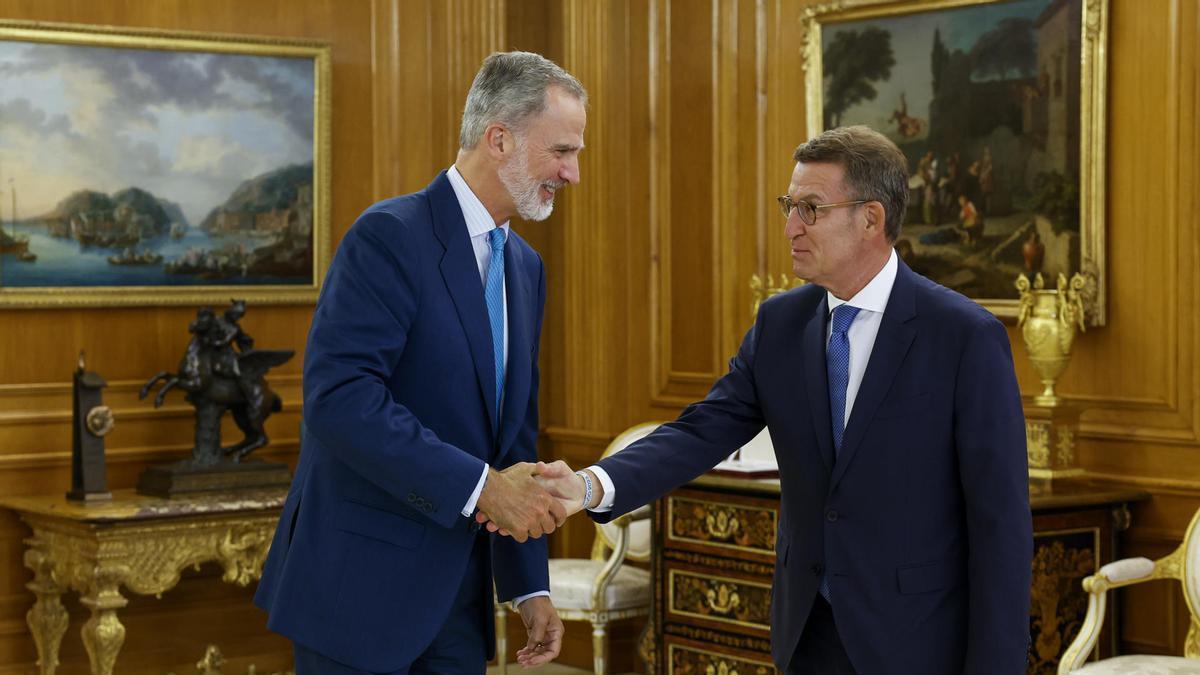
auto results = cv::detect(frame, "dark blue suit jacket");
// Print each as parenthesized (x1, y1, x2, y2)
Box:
(593, 261, 1032, 674)
(254, 172, 548, 672)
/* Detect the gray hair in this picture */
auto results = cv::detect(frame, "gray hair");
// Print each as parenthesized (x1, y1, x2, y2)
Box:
(459, 51, 587, 150)
(793, 125, 910, 243)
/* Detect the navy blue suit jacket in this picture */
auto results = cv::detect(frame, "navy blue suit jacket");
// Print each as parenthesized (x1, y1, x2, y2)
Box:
(593, 261, 1032, 674)
(254, 172, 548, 672)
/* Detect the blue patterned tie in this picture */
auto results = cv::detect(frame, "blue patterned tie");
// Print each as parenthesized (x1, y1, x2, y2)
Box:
(485, 228, 507, 427)
(827, 304, 860, 455)
(821, 303, 860, 601)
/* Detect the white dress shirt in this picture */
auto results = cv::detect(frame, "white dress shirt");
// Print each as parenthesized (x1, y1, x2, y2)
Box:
(447, 166, 547, 607)
(825, 249, 897, 427)
(588, 250, 899, 512)
(448, 165, 510, 369)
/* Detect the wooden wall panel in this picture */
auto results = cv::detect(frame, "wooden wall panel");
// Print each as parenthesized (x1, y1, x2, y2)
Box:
(664, 0, 717, 382)
(373, 0, 509, 198)
(560, 0, 625, 435)
(647, 0, 772, 406)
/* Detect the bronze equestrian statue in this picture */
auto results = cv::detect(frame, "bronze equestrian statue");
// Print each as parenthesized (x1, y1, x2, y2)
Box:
(141, 300, 293, 466)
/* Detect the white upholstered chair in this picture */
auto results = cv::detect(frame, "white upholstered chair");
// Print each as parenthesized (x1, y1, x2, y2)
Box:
(496, 422, 659, 674)
(1058, 507, 1200, 674)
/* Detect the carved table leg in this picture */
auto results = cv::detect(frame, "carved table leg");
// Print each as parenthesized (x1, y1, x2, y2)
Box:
(23, 546, 68, 675)
(80, 565, 128, 675)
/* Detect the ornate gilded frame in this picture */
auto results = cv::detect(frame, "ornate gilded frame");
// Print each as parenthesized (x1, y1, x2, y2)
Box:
(801, 0, 1108, 325)
(0, 20, 331, 307)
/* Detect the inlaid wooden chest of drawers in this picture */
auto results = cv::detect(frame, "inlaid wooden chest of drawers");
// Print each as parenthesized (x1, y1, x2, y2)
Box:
(650, 477, 783, 674)
(641, 474, 1149, 674)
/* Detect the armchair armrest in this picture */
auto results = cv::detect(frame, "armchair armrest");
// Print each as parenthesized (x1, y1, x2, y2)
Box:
(1094, 557, 1156, 587)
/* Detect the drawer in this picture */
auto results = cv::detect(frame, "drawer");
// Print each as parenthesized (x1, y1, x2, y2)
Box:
(667, 564, 773, 635)
(667, 489, 778, 560)
(665, 636, 778, 675)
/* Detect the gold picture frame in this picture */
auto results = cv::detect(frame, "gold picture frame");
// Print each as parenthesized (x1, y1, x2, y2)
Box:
(0, 19, 331, 307)
(801, 0, 1108, 325)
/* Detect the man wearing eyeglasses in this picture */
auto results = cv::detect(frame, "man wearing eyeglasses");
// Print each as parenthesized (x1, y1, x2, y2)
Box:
(490, 125, 1033, 674)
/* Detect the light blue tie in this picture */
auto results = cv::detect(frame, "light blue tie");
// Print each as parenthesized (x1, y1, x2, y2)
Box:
(485, 228, 507, 428)
(821, 303, 860, 601)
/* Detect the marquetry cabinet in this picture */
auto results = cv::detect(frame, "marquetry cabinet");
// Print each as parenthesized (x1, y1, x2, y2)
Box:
(642, 478, 780, 675)
(640, 475, 1147, 674)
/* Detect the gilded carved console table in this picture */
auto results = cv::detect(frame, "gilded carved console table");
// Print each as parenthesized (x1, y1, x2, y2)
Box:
(642, 475, 1148, 674)
(0, 488, 286, 675)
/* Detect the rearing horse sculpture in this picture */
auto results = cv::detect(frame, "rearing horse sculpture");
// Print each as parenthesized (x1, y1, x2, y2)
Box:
(141, 302, 294, 466)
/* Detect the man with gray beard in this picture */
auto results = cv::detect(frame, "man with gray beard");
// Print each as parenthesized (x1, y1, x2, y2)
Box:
(255, 51, 587, 674)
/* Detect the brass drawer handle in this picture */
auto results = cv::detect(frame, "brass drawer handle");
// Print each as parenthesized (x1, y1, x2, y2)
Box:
(704, 509, 740, 540)
(705, 583, 741, 615)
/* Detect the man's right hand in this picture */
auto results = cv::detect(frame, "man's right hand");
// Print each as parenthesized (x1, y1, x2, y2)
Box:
(475, 463, 567, 543)
(478, 461, 605, 536)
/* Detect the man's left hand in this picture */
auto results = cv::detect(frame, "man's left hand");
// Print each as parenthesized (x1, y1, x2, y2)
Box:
(515, 595, 564, 668)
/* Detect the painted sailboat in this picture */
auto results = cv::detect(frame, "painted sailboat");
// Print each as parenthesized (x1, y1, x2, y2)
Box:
(6, 178, 35, 262)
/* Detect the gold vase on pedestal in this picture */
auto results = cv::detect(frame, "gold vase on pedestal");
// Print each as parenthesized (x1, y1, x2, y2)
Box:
(1016, 272, 1088, 482)
(1016, 273, 1087, 406)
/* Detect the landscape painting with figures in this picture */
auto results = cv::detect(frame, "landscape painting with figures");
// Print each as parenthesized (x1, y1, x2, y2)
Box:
(0, 28, 328, 305)
(820, 0, 1085, 304)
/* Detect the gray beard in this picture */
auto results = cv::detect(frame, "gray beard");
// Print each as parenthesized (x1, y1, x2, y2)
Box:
(499, 147, 556, 221)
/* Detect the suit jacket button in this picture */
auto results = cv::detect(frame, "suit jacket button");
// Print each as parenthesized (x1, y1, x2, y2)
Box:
(826, 509, 839, 522)
(811, 563, 824, 576)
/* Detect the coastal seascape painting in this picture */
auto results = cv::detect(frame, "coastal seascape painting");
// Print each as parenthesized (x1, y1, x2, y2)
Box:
(0, 21, 330, 307)
(802, 0, 1108, 323)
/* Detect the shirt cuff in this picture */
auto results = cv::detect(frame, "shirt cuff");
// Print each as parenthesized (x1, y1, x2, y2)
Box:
(461, 463, 490, 517)
(512, 590, 550, 607)
(587, 465, 615, 512)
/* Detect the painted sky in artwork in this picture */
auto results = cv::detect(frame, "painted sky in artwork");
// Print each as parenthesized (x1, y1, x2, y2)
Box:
(0, 41, 313, 225)
(824, 0, 1053, 137)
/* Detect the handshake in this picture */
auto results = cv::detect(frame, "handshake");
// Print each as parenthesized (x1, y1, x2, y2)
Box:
(474, 461, 595, 542)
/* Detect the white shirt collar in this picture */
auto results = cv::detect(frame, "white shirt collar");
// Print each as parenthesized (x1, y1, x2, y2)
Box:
(827, 249, 898, 316)
(447, 165, 510, 239)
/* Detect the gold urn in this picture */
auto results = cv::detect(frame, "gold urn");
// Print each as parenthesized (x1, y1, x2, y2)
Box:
(1016, 272, 1090, 481)
(1015, 273, 1087, 407)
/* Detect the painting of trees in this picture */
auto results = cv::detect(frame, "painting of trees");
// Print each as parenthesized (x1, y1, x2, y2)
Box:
(822, 27, 895, 129)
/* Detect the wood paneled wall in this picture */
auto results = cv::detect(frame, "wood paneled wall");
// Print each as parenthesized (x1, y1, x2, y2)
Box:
(0, 0, 1196, 671)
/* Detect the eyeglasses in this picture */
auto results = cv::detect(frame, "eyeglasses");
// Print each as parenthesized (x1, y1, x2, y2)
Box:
(776, 195, 869, 225)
